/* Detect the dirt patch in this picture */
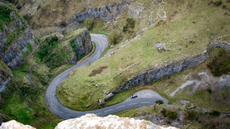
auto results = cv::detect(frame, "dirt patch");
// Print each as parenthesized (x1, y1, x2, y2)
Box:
(89, 66, 108, 77)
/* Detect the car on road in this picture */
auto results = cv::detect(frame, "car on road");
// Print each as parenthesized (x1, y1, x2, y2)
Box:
(130, 94, 138, 99)
(103, 35, 106, 38)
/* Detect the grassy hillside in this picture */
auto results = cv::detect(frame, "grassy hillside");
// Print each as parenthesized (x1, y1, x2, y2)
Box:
(56, 0, 230, 110)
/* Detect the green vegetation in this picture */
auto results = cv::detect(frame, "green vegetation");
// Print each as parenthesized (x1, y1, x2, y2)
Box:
(34, 39, 38, 44)
(0, 6, 11, 24)
(6, 32, 15, 45)
(0, 60, 11, 74)
(207, 88, 212, 94)
(21, 50, 26, 58)
(207, 49, 230, 76)
(26, 42, 33, 53)
(108, 29, 122, 45)
(37, 45, 48, 61)
(84, 18, 93, 30)
(123, 18, 135, 32)
(70, 39, 77, 49)
(0, 22, 4, 32)
(155, 100, 164, 105)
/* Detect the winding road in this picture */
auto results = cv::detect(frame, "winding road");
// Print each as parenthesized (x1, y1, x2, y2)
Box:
(45, 34, 167, 120)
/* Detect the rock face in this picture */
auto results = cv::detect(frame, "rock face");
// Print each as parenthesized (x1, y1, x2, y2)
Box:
(67, 0, 133, 28)
(70, 30, 92, 64)
(0, 5, 37, 70)
(111, 40, 230, 95)
(0, 120, 35, 129)
(55, 114, 178, 129)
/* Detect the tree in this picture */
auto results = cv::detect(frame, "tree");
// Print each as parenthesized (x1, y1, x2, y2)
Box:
(108, 29, 123, 45)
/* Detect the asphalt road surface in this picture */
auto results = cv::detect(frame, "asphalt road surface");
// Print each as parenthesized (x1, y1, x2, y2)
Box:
(45, 34, 163, 120)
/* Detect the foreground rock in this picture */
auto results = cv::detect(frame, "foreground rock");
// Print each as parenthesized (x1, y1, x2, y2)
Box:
(55, 114, 178, 129)
(0, 114, 178, 129)
(0, 120, 35, 129)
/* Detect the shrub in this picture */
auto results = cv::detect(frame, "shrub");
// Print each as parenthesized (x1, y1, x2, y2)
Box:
(209, 110, 220, 116)
(16, 5, 21, 9)
(155, 100, 164, 104)
(26, 42, 33, 53)
(207, 88, 212, 94)
(84, 18, 93, 30)
(123, 24, 128, 32)
(108, 29, 123, 45)
(127, 18, 135, 28)
(207, 49, 230, 76)
(0, 6, 11, 24)
(167, 111, 178, 119)
(186, 110, 197, 120)
(161, 108, 167, 117)
(21, 50, 26, 58)
(37, 45, 48, 61)
(70, 39, 77, 49)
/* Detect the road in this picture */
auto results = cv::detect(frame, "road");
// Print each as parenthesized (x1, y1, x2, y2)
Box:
(45, 34, 163, 120)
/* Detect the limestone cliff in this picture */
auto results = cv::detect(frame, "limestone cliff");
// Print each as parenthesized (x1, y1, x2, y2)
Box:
(0, 4, 37, 70)
(0, 4, 36, 100)
(70, 29, 92, 64)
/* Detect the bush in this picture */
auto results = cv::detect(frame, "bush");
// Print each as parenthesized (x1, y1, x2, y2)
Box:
(26, 42, 33, 53)
(127, 18, 135, 28)
(108, 29, 123, 45)
(167, 111, 178, 119)
(161, 108, 167, 117)
(122, 24, 128, 32)
(84, 18, 93, 30)
(155, 100, 164, 104)
(16, 5, 21, 9)
(207, 49, 230, 76)
(207, 88, 212, 94)
(0, 6, 11, 24)
(37, 45, 48, 61)
(209, 110, 220, 116)
(70, 39, 77, 49)
(186, 110, 197, 120)
(21, 50, 26, 58)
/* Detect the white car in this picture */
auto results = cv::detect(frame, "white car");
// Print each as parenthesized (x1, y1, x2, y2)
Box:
(103, 35, 106, 38)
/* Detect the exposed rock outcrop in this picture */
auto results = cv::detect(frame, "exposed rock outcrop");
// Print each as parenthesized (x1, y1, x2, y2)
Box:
(0, 120, 35, 129)
(111, 40, 230, 95)
(55, 114, 178, 129)
(0, 5, 37, 70)
(70, 29, 92, 64)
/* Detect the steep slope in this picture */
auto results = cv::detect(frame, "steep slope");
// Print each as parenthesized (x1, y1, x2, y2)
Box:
(56, 0, 230, 110)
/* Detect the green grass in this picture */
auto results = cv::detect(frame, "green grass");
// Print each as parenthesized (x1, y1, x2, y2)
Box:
(34, 39, 39, 44)
(6, 32, 15, 46)
(0, 60, 11, 74)
(21, 50, 26, 58)
(27, 42, 33, 53)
